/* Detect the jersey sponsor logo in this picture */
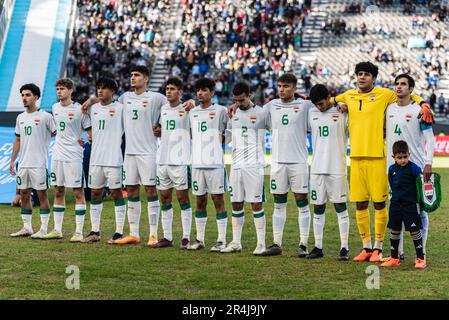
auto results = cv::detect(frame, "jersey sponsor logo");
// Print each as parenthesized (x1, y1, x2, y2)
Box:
(250, 116, 257, 124)
(20, 121, 24, 124)
(34, 117, 41, 125)
(332, 114, 339, 121)
(127, 101, 132, 105)
(162, 112, 167, 116)
(389, 115, 394, 118)
(209, 112, 216, 120)
(312, 117, 318, 120)
(193, 114, 199, 118)
(370, 94, 376, 101)
(405, 114, 412, 122)
(275, 107, 281, 110)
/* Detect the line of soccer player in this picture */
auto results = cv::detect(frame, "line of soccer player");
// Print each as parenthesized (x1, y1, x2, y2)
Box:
(9, 62, 435, 269)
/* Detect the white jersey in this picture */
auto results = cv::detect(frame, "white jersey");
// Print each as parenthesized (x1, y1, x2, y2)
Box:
(119, 91, 167, 156)
(309, 106, 348, 175)
(189, 104, 228, 168)
(89, 101, 124, 167)
(386, 102, 434, 170)
(265, 98, 313, 164)
(157, 103, 191, 165)
(15, 110, 56, 169)
(52, 102, 91, 162)
(227, 105, 270, 169)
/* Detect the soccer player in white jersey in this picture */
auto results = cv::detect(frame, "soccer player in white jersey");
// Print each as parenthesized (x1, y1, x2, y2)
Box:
(220, 82, 268, 255)
(82, 78, 126, 243)
(307, 84, 351, 261)
(10, 84, 56, 238)
(152, 77, 192, 249)
(83, 66, 194, 246)
(386, 74, 435, 260)
(188, 78, 229, 251)
(43, 79, 91, 242)
(261, 73, 313, 257)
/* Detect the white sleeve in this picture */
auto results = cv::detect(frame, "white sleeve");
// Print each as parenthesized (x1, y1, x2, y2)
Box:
(219, 107, 228, 132)
(47, 114, 57, 133)
(423, 129, 435, 165)
(15, 116, 20, 136)
(118, 93, 125, 104)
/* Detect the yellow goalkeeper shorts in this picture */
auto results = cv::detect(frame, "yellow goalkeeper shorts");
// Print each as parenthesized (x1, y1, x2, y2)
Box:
(350, 157, 388, 203)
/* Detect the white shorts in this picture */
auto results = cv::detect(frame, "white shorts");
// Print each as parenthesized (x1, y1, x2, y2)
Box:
(270, 163, 309, 194)
(310, 174, 348, 205)
(156, 165, 189, 191)
(51, 160, 85, 188)
(123, 154, 157, 186)
(192, 168, 228, 196)
(229, 167, 265, 203)
(16, 168, 48, 190)
(88, 165, 123, 189)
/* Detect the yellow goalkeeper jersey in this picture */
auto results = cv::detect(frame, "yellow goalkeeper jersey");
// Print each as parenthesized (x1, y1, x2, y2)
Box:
(332, 87, 423, 158)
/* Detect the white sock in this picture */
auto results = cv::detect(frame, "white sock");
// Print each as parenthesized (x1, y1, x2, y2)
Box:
(148, 198, 160, 238)
(40, 209, 50, 233)
(337, 209, 349, 250)
(53, 205, 65, 233)
(195, 211, 207, 243)
(398, 222, 405, 255)
(216, 211, 228, 243)
(253, 210, 266, 246)
(114, 200, 126, 234)
(181, 204, 192, 240)
(231, 210, 245, 244)
(374, 240, 383, 251)
(90, 201, 103, 233)
(313, 212, 325, 249)
(298, 201, 311, 247)
(21, 209, 33, 231)
(421, 211, 428, 254)
(75, 204, 86, 235)
(273, 201, 287, 246)
(161, 205, 173, 241)
(128, 198, 141, 237)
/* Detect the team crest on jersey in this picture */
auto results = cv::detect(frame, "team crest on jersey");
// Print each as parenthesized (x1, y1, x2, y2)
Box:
(109, 108, 116, 116)
(34, 117, 41, 125)
(142, 100, 149, 107)
(405, 114, 412, 122)
(332, 114, 339, 121)
(209, 112, 216, 120)
(293, 106, 300, 112)
(68, 112, 75, 120)
(250, 116, 257, 124)
(178, 110, 185, 117)
(370, 94, 376, 101)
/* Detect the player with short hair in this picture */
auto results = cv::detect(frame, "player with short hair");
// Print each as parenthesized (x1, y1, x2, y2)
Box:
(261, 73, 314, 257)
(188, 78, 229, 251)
(81, 78, 125, 243)
(10, 83, 57, 238)
(43, 78, 91, 242)
(331, 62, 433, 262)
(220, 81, 268, 255)
(386, 74, 435, 260)
(381, 140, 427, 269)
(151, 77, 192, 249)
(307, 84, 350, 260)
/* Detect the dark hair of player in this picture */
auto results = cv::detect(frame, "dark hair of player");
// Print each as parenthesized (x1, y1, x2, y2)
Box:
(277, 73, 297, 85)
(130, 65, 150, 77)
(166, 77, 183, 90)
(96, 78, 118, 92)
(309, 84, 329, 105)
(232, 81, 251, 96)
(355, 61, 379, 78)
(392, 140, 409, 155)
(20, 83, 41, 99)
(394, 74, 415, 89)
(55, 78, 74, 90)
(195, 78, 215, 92)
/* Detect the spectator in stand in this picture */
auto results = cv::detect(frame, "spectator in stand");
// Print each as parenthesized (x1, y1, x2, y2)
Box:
(438, 93, 446, 116)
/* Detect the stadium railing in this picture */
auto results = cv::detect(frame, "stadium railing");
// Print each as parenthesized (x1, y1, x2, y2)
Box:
(0, 0, 14, 61)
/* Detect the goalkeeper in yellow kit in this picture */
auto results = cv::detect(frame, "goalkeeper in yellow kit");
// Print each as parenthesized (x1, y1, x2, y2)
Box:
(331, 62, 434, 262)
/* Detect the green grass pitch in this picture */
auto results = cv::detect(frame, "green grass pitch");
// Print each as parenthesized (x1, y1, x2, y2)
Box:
(0, 167, 448, 300)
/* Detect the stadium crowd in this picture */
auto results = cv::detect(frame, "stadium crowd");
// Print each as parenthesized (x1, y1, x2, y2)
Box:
(66, 0, 170, 102)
